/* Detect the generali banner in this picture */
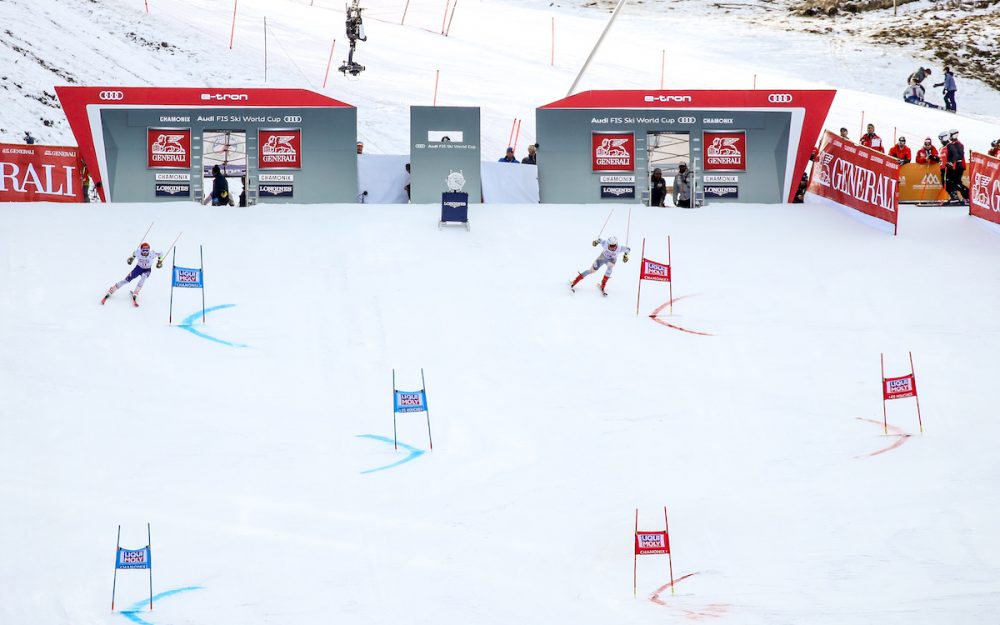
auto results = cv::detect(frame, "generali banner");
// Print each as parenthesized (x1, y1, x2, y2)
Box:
(147, 128, 191, 169)
(592, 132, 634, 172)
(703, 130, 747, 171)
(0, 143, 84, 202)
(258, 129, 302, 169)
(898, 163, 970, 203)
(808, 130, 899, 231)
(969, 151, 1000, 225)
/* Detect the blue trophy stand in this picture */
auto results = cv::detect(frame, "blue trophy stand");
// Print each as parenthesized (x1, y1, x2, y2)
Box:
(439, 192, 470, 231)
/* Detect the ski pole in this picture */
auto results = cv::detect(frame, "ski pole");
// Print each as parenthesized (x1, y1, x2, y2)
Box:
(161, 232, 183, 259)
(596, 209, 615, 239)
(136, 222, 154, 247)
(625, 204, 632, 246)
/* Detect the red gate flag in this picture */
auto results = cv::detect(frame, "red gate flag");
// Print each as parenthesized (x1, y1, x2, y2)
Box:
(969, 151, 1000, 226)
(640, 258, 671, 282)
(881, 352, 923, 435)
(807, 130, 900, 234)
(636, 237, 673, 316)
(0, 143, 84, 202)
(634, 507, 675, 597)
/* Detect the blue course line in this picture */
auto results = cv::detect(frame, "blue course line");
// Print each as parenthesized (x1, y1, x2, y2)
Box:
(356, 434, 426, 474)
(177, 304, 248, 348)
(119, 586, 204, 625)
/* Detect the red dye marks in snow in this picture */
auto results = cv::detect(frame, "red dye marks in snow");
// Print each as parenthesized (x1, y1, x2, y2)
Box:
(856, 417, 911, 457)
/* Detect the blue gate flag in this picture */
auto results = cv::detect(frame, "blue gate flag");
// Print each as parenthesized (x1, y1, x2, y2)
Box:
(172, 266, 204, 288)
(394, 389, 428, 413)
(116, 546, 152, 569)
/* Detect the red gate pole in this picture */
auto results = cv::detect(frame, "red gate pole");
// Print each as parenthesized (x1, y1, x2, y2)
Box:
(433, 70, 440, 106)
(668, 236, 673, 315)
(635, 238, 645, 316)
(322, 39, 336, 88)
(441, 0, 450, 34)
(551, 17, 555, 66)
(659, 49, 665, 89)
(633, 509, 638, 596)
(664, 506, 675, 595)
(229, 0, 238, 49)
(910, 351, 923, 434)
(881, 353, 888, 435)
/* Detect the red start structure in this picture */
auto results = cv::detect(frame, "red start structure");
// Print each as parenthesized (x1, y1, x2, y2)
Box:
(634, 507, 675, 596)
(881, 352, 923, 434)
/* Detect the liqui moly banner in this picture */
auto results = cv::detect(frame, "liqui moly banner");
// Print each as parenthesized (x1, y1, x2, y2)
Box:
(969, 151, 1000, 225)
(147, 128, 191, 169)
(592, 132, 634, 171)
(704, 131, 747, 171)
(635, 531, 670, 555)
(0, 143, 84, 202)
(172, 266, 204, 289)
(883, 374, 917, 400)
(258, 129, 302, 169)
(115, 546, 151, 569)
(808, 130, 900, 232)
(640, 258, 671, 282)
(394, 389, 428, 413)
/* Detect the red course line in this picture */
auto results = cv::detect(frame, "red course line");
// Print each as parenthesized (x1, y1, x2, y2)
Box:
(856, 417, 911, 457)
(649, 571, 699, 605)
(648, 296, 714, 336)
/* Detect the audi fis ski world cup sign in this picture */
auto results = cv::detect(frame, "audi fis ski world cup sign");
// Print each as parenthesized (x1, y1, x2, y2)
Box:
(592, 132, 634, 171)
(704, 130, 747, 171)
(258, 129, 302, 169)
(147, 128, 191, 169)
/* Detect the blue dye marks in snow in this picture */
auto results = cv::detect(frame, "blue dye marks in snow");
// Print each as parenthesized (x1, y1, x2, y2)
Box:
(119, 586, 204, 625)
(357, 434, 426, 474)
(177, 304, 248, 348)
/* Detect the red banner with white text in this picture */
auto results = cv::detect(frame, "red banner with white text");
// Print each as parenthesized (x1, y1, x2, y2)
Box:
(807, 130, 900, 231)
(969, 151, 1000, 225)
(0, 143, 84, 202)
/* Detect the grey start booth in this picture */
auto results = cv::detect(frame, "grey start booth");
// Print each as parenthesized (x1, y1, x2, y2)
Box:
(536, 90, 835, 205)
(56, 87, 358, 204)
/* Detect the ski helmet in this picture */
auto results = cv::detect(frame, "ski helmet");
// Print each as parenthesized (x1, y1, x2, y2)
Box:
(607, 236, 618, 249)
(938, 131, 949, 143)
(140, 242, 150, 251)
(948, 128, 959, 138)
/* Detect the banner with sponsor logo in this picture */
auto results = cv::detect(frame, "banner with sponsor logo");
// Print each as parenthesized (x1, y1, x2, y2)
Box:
(0, 143, 84, 202)
(969, 151, 1000, 225)
(592, 132, 634, 171)
(881, 352, 923, 435)
(147, 128, 191, 169)
(172, 266, 204, 289)
(392, 369, 433, 451)
(636, 237, 673, 316)
(258, 128, 302, 169)
(897, 163, 969, 203)
(155, 183, 190, 197)
(601, 185, 635, 199)
(807, 130, 900, 234)
(116, 546, 151, 569)
(259, 184, 294, 198)
(634, 508, 675, 596)
(704, 130, 746, 171)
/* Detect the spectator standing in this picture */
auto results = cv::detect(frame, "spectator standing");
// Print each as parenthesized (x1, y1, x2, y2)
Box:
(498, 147, 518, 163)
(356, 141, 364, 154)
(915, 137, 940, 166)
(937, 131, 950, 191)
(23, 131, 36, 145)
(203, 164, 231, 206)
(888, 137, 911, 165)
(673, 162, 692, 208)
(945, 129, 969, 204)
(933, 66, 957, 112)
(839, 127, 851, 142)
(521, 143, 538, 165)
(81, 161, 91, 203)
(649, 168, 667, 207)
(860, 124, 885, 153)
(989, 140, 1000, 158)
(404, 163, 411, 201)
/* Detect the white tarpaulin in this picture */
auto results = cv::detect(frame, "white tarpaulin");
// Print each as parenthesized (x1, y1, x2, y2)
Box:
(357, 154, 410, 204)
(481, 161, 539, 204)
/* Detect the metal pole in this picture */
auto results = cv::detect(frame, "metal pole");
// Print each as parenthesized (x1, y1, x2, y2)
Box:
(147, 523, 153, 610)
(566, 0, 628, 97)
(168, 247, 176, 324)
(392, 369, 398, 450)
(111, 525, 120, 610)
(422, 368, 433, 450)
(881, 353, 888, 435)
(200, 245, 205, 324)
(264, 17, 268, 83)
(910, 351, 923, 434)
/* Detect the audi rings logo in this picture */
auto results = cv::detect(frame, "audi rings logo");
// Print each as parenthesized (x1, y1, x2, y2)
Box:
(283, 116, 302, 123)
(767, 93, 793, 103)
(677, 116, 696, 124)
(99, 90, 125, 101)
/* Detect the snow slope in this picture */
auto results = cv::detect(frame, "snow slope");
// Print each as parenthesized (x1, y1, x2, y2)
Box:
(1, 200, 1000, 625)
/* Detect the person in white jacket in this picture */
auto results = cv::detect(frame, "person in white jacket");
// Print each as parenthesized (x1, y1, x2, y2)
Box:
(570, 236, 630, 295)
(101, 242, 164, 305)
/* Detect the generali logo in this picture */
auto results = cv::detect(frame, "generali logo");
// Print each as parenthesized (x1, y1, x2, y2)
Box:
(644, 95, 693, 103)
(147, 128, 191, 168)
(592, 133, 634, 171)
(200, 93, 249, 101)
(971, 172, 1000, 211)
(704, 131, 747, 171)
(259, 129, 302, 169)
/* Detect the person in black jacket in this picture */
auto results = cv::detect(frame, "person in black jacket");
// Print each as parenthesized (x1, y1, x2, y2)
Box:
(204, 164, 231, 206)
(649, 168, 667, 207)
(945, 130, 969, 204)
(521, 144, 538, 165)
